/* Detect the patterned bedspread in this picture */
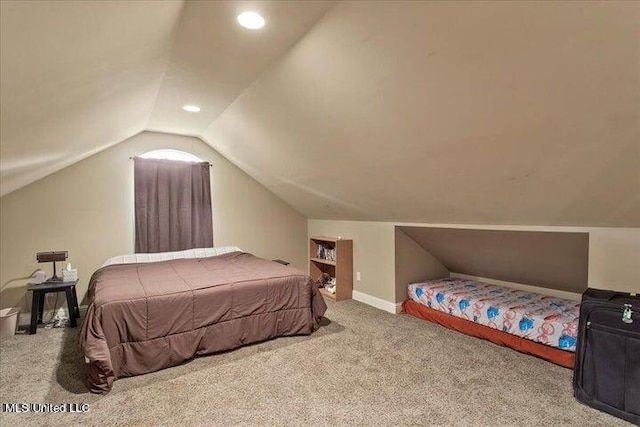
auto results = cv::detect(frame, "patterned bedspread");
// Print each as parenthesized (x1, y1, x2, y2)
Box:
(407, 278, 580, 351)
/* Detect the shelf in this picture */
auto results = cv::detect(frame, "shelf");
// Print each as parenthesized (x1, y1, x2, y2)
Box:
(319, 287, 336, 301)
(310, 257, 336, 266)
(311, 236, 340, 243)
(310, 236, 352, 302)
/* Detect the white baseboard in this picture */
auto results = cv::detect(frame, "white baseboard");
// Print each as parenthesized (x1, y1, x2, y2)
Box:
(352, 290, 403, 314)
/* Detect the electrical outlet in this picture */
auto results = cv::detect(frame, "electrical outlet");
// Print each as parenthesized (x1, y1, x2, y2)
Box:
(356, 272, 361, 281)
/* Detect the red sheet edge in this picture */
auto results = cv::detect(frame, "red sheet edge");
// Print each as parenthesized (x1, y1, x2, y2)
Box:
(402, 299, 574, 369)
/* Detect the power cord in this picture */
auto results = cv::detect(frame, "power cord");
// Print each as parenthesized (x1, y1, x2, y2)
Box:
(47, 293, 59, 324)
(0, 269, 40, 291)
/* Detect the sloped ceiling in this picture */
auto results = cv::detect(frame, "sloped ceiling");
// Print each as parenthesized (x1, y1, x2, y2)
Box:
(0, 0, 334, 195)
(0, 1, 184, 195)
(202, 1, 640, 226)
(2, 1, 639, 226)
(146, 1, 334, 136)
(398, 226, 589, 293)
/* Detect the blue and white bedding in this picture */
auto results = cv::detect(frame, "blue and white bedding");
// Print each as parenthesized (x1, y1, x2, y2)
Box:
(407, 278, 580, 351)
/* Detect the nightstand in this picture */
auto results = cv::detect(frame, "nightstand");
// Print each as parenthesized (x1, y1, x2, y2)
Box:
(27, 279, 80, 334)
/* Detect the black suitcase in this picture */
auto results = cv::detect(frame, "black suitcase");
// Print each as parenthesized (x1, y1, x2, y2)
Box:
(573, 288, 640, 425)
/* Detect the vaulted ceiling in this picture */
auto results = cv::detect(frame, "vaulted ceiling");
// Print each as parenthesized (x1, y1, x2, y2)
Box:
(0, 0, 333, 195)
(2, 1, 639, 226)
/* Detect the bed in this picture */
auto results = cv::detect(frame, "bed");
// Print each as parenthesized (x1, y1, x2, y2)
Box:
(80, 247, 327, 394)
(405, 277, 579, 368)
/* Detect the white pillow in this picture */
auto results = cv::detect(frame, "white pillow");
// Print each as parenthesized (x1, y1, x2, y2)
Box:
(102, 246, 243, 267)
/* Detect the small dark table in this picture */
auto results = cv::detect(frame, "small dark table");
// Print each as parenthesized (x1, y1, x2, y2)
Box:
(27, 279, 80, 334)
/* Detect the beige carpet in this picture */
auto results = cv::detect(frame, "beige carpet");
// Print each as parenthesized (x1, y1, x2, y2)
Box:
(0, 300, 629, 426)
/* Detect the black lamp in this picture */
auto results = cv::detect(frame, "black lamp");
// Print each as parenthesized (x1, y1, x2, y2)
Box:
(36, 251, 68, 282)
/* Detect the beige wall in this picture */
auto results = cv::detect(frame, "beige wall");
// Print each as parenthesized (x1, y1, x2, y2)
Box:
(0, 131, 307, 312)
(310, 220, 640, 304)
(394, 229, 449, 302)
(308, 220, 396, 302)
(398, 226, 590, 294)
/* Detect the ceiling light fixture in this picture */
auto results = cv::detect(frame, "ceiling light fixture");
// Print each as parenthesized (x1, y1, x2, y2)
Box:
(182, 105, 200, 113)
(237, 11, 265, 30)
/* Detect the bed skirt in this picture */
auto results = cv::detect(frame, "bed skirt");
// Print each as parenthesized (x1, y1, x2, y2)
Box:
(403, 299, 574, 369)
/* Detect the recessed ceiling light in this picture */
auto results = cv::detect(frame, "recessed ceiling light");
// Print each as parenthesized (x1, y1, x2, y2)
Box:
(237, 11, 265, 30)
(182, 105, 200, 113)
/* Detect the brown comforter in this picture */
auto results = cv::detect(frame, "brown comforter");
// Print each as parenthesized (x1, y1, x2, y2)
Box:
(80, 251, 327, 394)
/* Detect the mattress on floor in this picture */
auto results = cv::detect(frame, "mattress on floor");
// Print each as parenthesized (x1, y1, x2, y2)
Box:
(407, 278, 580, 352)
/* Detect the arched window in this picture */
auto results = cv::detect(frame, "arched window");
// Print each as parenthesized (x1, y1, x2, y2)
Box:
(138, 149, 204, 163)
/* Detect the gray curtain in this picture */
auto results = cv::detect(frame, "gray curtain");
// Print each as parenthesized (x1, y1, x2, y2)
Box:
(134, 157, 213, 253)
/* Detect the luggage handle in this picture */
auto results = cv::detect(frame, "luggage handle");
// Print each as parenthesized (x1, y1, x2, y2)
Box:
(603, 292, 637, 301)
(585, 288, 637, 301)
